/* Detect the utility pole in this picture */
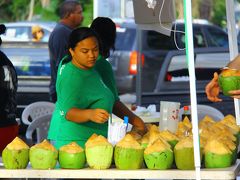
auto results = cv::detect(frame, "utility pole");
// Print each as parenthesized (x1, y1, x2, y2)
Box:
(27, 0, 35, 21)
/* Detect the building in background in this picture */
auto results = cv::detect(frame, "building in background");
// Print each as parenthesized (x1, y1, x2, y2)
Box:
(93, 0, 134, 19)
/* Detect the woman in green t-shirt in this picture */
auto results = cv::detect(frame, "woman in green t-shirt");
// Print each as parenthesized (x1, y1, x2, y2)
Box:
(91, 17, 147, 135)
(48, 27, 115, 149)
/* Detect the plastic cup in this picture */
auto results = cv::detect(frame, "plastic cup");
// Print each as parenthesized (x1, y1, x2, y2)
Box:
(159, 101, 180, 133)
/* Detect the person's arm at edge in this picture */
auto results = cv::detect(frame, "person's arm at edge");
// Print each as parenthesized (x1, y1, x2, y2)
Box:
(112, 100, 147, 135)
(205, 72, 222, 102)
(224, 55, 240, 98)
(206, 55, 240, 102)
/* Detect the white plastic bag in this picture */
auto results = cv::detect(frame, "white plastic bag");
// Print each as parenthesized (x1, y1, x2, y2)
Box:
(107, 116, 132, 146)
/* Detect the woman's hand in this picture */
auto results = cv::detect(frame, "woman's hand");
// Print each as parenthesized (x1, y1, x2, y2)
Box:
(131, 116, 147, 136)
(205, 72, 222, 102)
(229, 90, 240, 99)
(89, 109, 109, 123)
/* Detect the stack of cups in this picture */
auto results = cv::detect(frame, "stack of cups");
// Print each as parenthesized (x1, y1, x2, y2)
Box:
(159, 101, 180, 133)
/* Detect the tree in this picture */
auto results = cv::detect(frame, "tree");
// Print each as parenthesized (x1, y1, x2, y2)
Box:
(0, 0, 30, 22)
(27, 0, 35, 21)
(211, 0, 226, 27)
(199, 0, 213, 20)
(175, 0, 226, 28)
(0, 0, 93, 27)
(0, 0, 229, 28)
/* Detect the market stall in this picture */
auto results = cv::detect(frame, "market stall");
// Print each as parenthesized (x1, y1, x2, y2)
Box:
(1, 0, 240, 179)
(134, 0, 240, 179)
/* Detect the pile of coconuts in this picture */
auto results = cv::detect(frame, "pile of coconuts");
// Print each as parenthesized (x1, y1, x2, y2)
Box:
(2, 114, 239, 170)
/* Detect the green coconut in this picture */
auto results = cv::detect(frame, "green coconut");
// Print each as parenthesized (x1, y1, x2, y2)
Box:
(114, 134, 144, 170)
(85, 134, 113, 169)
(29, 139, 58, 169)
(174, 136, 203, 170)
(220, 114, 240, 146)
(221, 137, 237, 165)
(159, 130, 179, 149)
(231, 147, 237, 165)
(206, 131, 237, 165)
(59, 142, 85, 169)
(204, 139, 232, 168)
(218, 68, 240, 96)
(144, 138, 173, 169)
(210, 118, 239, 165)
(174, 147, 195, 170)
(140, 132, 149, 149)
(141, 143, 148, 149)
(175, 121, 192, 139)
(205, 152, 232, 168)
(2, 137, 29, 169)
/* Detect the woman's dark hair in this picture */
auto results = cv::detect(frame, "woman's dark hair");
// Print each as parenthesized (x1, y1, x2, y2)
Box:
(68, 27, 100, 51)
(90, 17, 116, 58)
(0, 24, 6, 46)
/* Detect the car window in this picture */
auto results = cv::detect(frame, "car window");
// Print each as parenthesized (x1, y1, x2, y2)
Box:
(174, 26, 207, 48)
(146, 30, 176, 50)
(115, 27, 135, 50)
(3, 26, 30, 41)
(42, 29, 51, 42)
(192, 27, 207, 47)
(32, 28, 50, 42)
(166, 53, 229, 82)
(145, 24, 208, 50)
(1, 45, 50, 76)
(2, 23, 54, 43)
(205, 26, 229, 47)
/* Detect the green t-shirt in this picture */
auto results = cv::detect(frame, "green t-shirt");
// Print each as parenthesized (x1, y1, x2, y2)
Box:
(48, 58, 114, 146)
(94, 55, 119, 102)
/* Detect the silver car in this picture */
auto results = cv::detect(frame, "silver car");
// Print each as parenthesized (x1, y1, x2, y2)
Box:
(1, 21, 55, 42)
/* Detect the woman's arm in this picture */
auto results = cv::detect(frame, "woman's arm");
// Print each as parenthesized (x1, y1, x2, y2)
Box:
(66, 108, 109, 124)
(112, 100, 147, 135)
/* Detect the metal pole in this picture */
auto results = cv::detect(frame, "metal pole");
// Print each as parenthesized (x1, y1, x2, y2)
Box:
(183, 0, 201, 179)
(93, 0, 98, 18)
(121, 0, 125, 18)
(226, 0, 240, 125)
(136, 27, 142, 106)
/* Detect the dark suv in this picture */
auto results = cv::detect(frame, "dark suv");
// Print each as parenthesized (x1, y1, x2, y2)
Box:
(110, 19, 234, 94)
(140, 48, 235, 116)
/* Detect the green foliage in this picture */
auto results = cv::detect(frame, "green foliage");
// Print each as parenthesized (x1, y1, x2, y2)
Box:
(0, 0, 232, 28)
(0, 0, 30, 22)
(0, 0, 93, 25)
(82, 0, 93, 27)
(211, 0, 226, 27)
(34, 0, 93, 24)
(34, 0, 61, 21)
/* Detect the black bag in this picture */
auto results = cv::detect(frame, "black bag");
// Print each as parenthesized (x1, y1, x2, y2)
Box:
(0, 51, 18, 127)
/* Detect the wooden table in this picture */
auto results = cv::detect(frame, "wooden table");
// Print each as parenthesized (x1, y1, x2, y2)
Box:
(112, 112, 160, 123)
(0, 160, 239, 179)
